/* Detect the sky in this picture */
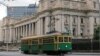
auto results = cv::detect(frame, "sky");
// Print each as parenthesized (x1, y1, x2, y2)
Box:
(0, 0, 39, 20)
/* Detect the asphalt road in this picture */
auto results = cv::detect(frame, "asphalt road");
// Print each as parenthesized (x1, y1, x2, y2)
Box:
(0, 51, 100, 56)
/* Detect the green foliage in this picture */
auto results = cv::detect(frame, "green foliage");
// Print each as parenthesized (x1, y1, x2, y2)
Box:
(94, 26, 100, 40)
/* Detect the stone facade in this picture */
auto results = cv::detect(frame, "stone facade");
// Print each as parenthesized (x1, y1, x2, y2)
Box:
(0, 21, 3, 42)
(2, 0, 100, 43)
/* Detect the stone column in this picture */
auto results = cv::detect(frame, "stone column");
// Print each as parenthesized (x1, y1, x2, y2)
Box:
(17, 27, 19, 42)
(18, 27, 20, 42)
(5, 28, 7, 43)
(2, 29, 5, 42)
(20, 26, 22, 37)
(24, 25, 26, 37)
(21, 26, 23, 37)
(31, 23, 34, 36)
(9, 28, 12, 43)
(3, 29, 6, 43)
(15, 28, 17, 42)
(23, 25, 25, 37)
(84, 17, 89, 38)
(69, 15, 73, 36)
(19, 27, 21, 42)
(12, 28, 15, 43)
(77, 16, 81, 38)
(5, 27, 9, 43)
(61, 15, 65, 32)
(36, 20, 41, 35)
(45, 17, 49, 34)
(16, 27, 17, 42)
(40, 18, 42, 35)
(6, 28, 9, 43)
(55, 15, 62, 32)
(13, 28, 15, 43)
(35, 22, 37, 35)
(89, 16, 94, 39)
(33, 23, 35, 35)
(26, 25, 28, 37)
(29, 23, 31, 36)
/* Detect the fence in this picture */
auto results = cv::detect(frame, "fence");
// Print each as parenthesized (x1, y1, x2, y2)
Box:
(72, 39, 100, 52)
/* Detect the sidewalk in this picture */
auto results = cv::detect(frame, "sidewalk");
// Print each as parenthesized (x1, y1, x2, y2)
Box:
(0, 46, 19, 51)
(72, 52, 100, 55)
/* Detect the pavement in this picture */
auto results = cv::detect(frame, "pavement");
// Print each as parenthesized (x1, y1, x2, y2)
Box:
(0, 51, 100, 56)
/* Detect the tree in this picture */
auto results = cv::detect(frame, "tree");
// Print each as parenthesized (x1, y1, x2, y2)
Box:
(94, 26, 100, 40)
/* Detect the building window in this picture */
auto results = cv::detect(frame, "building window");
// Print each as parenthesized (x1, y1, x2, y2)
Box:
(51, 17, 55, 31)
(73, 28, 76, 36)
(42, 17, 45, 35)
(73, 17, 76, 23)
(64, 15, 69, 25)
(94, 18, 97, 24)
(93, 1, 96, 8)
(80, 28, 84, 36)
(81, 18, 84, 24)
(33, 22, 36, 35)
(64, 26, 68, 33)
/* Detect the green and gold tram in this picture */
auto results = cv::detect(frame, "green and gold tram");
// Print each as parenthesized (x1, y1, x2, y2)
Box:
(21, 33, 72, 54)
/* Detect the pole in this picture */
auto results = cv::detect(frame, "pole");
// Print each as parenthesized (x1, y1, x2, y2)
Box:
(91, 38, 93, 52)
(6, 42, 8, 51)
(97, 0, 100, 52)
(99, 26, 100, 52)
(6, 26, 9, 51)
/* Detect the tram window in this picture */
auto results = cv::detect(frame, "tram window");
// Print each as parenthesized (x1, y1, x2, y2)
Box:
(21, 41, 24, 44)
(59, 37, 63, 42)
(49, 37, 54, 43)
(22, 41, 28, 44)
(43, 38, 47, 43)
(64, 37, 68, 42)
(32, 41, 38, 44)
(55, 37, 57, 42)
(39, 39, 42, 44)
(69, 37, 72, 42)
(43, 37, 54, 43)
(32, 39, 38, 44)
(28, 40, 31, 44)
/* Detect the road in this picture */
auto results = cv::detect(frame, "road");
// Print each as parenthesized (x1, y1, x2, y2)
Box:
(0, 51, 100, 56)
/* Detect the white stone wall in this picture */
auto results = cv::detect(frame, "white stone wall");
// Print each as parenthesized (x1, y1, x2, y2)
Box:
(0, 21, 3, 42)
(2, 0, 100, 43)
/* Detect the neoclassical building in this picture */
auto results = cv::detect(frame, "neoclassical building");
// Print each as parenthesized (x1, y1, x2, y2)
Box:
(2, 0, 100, 44)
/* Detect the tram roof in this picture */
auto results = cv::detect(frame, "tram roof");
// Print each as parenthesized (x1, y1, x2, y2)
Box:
(21, 33, 72, 40)
(21, 33, 62, 40)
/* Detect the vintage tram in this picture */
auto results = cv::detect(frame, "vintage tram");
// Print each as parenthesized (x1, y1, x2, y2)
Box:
(21, 33, 72, 54)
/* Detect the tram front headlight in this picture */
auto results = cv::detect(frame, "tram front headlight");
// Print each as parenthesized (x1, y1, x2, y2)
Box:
(65, 45, 68, 48)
